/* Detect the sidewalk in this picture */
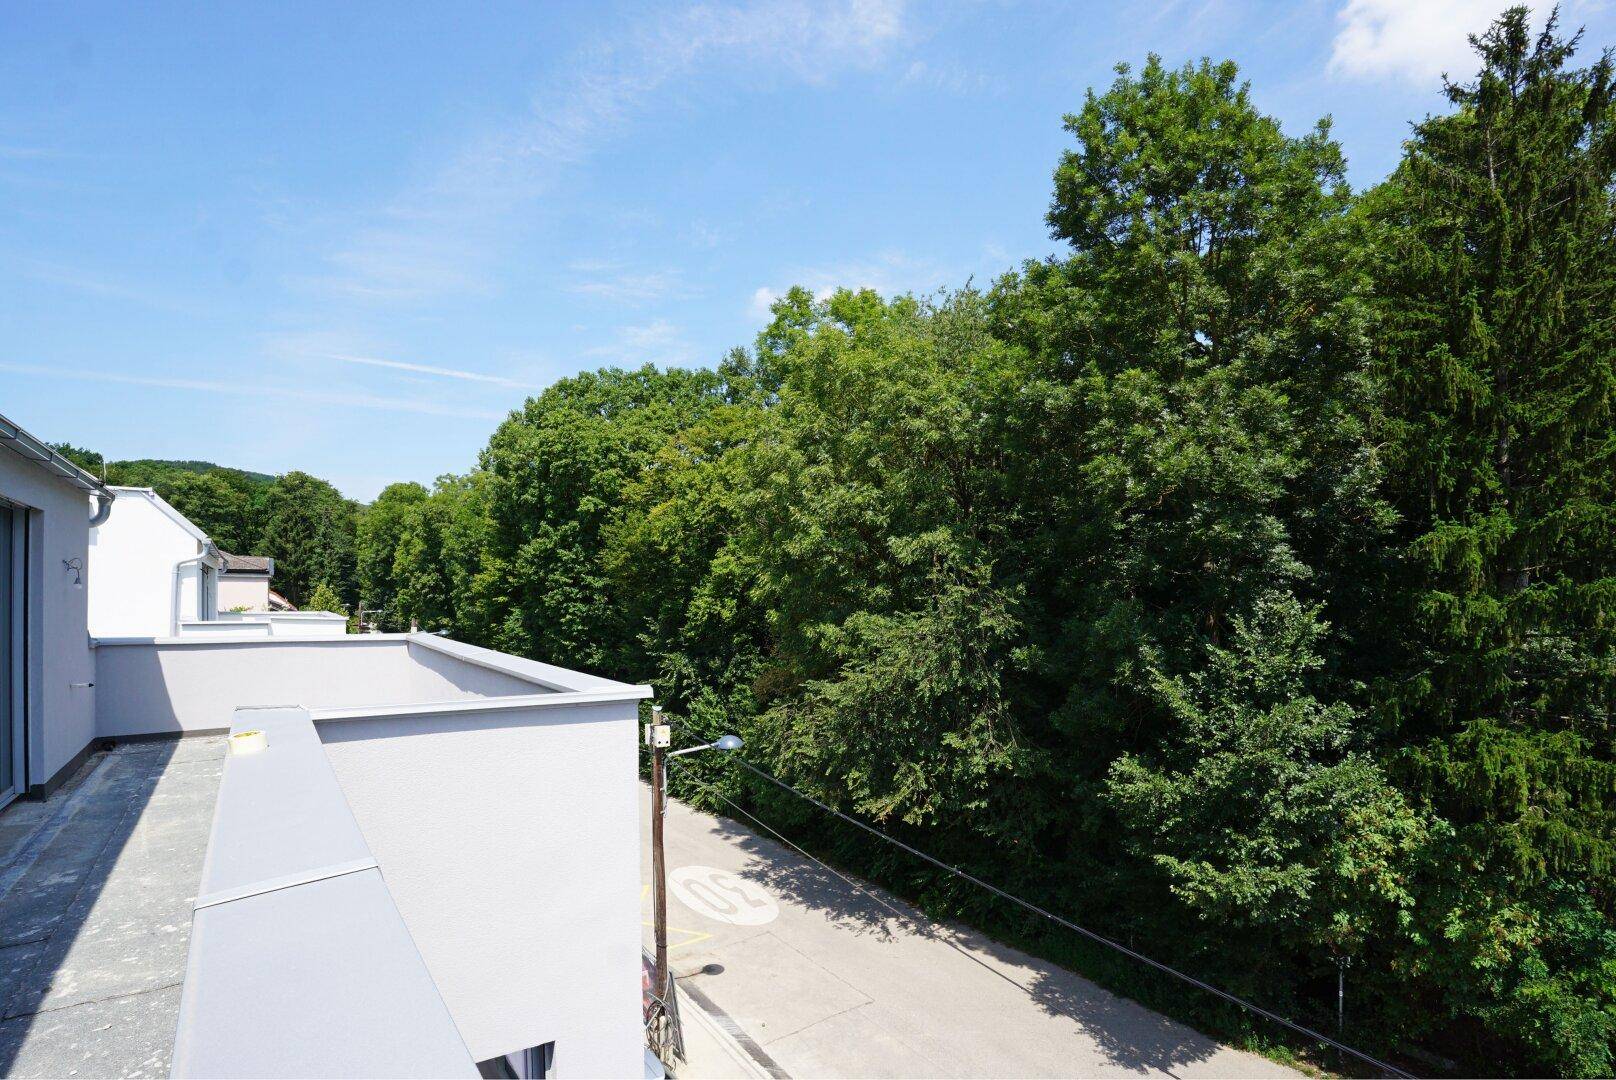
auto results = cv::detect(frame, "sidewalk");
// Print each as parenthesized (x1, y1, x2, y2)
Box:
(672, 980, 776, 1079)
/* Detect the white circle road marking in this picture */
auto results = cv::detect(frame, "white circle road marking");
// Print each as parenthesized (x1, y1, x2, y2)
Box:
(669, 865, 780, 926)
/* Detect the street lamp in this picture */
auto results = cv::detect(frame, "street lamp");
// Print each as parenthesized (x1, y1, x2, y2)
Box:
(648, 707, 742, 1026)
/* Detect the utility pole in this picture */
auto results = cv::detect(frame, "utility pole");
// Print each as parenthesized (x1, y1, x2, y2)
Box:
(649, 706, 671, 1007)
(644, 719, 739, 1067)
(1337, 956, 1349, 1033)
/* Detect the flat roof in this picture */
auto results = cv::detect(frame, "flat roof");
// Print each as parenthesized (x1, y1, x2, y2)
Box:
(0, 738, 224, 1076)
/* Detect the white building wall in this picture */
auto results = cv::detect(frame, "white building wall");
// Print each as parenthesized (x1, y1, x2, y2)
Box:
(0, 452, 97, 790)
(88, 490, 209, 637)
(317, 700, 645, 1078)
(93, 636, 547, 738)
(216, 575, 269, 612)
(181, 611, 348, 637)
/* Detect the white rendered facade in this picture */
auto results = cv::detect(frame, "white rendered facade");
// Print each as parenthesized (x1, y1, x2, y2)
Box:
(88, 486, 221, 637)
(217, 571, 270, 611)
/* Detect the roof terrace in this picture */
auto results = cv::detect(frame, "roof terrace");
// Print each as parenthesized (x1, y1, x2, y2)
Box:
(0, 633, 652, 1078)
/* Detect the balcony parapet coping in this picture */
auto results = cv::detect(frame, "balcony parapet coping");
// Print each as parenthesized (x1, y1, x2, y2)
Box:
(171, 706, 477, 1079)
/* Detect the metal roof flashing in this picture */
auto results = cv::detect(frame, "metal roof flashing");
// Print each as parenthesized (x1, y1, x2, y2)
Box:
(172, 708, 476, 1079)
(0, 410, 115, 498)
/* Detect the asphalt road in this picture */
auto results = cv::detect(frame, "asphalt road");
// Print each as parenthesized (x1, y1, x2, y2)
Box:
(640, 785, 1297, 1079)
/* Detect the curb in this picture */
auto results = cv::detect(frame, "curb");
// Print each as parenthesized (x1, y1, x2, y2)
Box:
(675, 978, 787, 1079)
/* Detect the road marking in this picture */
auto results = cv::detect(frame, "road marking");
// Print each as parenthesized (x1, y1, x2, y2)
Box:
(670, 865, 780, 926)
(641, 884, 715, 950)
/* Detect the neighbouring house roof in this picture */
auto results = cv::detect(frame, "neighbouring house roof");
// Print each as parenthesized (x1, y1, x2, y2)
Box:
(0, 410, 115, 499)
(218, 552, 274, 577)
(267, 589, 296, 611)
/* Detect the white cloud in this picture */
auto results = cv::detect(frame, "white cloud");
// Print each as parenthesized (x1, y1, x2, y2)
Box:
(0, 361, 507, 421)
(318, 0, 910, 302)
(1329, 0, 1516, 84)
(749, 286, 780, 319)
(899, 59, 992, 95)
(12, 254, 202, 315)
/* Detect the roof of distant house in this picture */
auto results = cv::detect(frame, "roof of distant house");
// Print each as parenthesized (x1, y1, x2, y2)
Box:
(268, 589, 295, 611)
(218, 552, 274, 576)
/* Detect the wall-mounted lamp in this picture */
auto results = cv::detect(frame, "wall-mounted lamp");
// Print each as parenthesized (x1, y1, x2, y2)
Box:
(62, 558, 83, 589)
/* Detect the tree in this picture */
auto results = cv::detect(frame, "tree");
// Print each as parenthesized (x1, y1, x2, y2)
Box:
(604, 359, 771, 729)
(988, 53, 1406, 1007)
(392, 473, 496, 638)
(51, 443, 103, 475)
(1369, 8, 1616, 1071)
(257, 471, 358, 608)
(357, 481, 428, 629)
(157, 471, 259, 553)
(479, 365, 728, 674)
(303, 581, 347, 616)
(1106, 595, 1424, 961)
(733, 288, 1048, 863)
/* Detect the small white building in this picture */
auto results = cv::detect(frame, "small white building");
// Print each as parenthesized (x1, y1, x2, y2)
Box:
(217, 551, 275, 611)
(88, 486, 222, 637)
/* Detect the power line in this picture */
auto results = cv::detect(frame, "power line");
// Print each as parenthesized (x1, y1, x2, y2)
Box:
(687, 755, 1415, 1080)
(668, 760, 1109, 1053)
(668, 761, 917, 927)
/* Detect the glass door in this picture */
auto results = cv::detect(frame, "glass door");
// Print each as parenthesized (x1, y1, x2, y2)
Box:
(0, 503, 17, 808)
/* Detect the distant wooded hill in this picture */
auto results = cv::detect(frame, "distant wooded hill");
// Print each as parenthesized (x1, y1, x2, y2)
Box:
(51, 445, 275, 488)
(107, 459, 277, 486)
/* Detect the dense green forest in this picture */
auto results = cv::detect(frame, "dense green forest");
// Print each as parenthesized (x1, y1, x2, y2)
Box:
(65, 11, 1616, 1074)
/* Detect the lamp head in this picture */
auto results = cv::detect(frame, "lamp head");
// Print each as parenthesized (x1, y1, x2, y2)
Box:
(713, 734, 744, 752)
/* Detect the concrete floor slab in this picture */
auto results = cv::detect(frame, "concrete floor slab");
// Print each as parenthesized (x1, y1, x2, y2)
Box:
(0, 984, 182, 1079)
(0, 738, 223, 1079)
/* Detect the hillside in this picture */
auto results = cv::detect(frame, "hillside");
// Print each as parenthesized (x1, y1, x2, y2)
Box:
(110, 459, 276, 486)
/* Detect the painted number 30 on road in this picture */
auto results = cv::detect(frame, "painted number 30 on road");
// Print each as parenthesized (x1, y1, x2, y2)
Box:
(669, 865, 780, 926)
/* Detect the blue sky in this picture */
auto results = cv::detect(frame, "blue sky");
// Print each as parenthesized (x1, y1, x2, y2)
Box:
(5, 0, 1613, 499)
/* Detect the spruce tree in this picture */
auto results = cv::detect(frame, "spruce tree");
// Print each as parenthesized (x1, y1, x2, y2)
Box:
(1371, 8, 1616, 1071)
(1375, 4, 1616, 889)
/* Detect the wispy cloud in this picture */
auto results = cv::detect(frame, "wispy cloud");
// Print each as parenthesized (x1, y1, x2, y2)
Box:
(750, 286, 782, 320)
(567, 262, 692, 305)
(0, 362, 507, 421)
(0, 144, 55, 160)
(748, 250, 957, 320)
(315, 0, 910, 302)
(582, 319, 700, 367)
(11, 255, 200, 315)
(899, 59, 993, 95)
(1329, 0, 1516, 84)
(324, 352, 542, 390)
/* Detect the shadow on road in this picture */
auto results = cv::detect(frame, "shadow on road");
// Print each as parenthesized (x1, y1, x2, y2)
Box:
(695, 806, 1226, 1076)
